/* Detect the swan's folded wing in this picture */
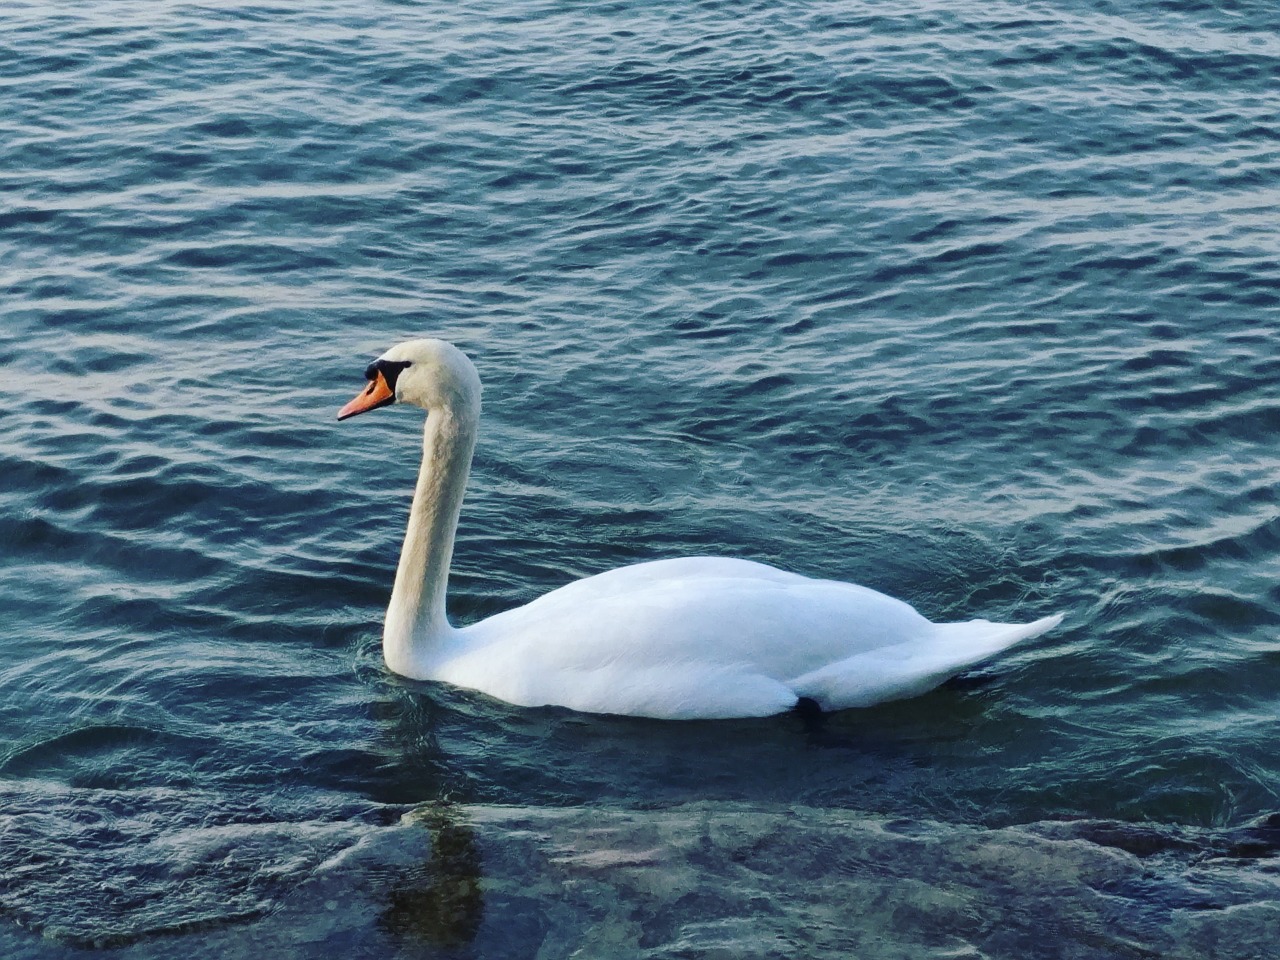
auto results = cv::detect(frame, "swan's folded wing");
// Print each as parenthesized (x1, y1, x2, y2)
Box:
(439, 560, 944, 718)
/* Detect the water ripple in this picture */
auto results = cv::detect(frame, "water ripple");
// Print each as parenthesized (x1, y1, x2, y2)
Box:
(3, 0, 1280, 954)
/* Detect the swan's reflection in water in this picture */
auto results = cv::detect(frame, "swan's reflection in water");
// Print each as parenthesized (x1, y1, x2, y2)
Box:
(378, 803, 485, 950)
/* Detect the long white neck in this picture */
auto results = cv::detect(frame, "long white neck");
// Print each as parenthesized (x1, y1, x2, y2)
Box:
(383, 404, 476, 676)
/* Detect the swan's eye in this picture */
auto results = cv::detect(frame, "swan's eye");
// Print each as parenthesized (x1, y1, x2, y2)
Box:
(375, 359, 412, 392)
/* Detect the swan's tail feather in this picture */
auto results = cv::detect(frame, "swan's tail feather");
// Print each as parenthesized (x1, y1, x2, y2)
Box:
(791, 612, 1063, 709)
(934, 612, 1064, 661)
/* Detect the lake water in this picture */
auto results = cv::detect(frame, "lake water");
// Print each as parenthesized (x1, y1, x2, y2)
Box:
(2, 1, 1278, 956)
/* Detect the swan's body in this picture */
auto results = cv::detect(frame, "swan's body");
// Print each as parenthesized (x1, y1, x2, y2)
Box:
(339, 338, 1061, 720)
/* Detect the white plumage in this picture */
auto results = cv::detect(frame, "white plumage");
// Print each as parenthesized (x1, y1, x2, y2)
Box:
(338, 338, 1061, 720)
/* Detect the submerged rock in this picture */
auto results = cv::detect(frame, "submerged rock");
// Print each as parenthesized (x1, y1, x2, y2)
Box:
(4, 801, 1278, 959)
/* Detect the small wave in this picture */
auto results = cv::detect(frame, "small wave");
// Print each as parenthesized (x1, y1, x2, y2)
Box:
(0, 778, 383, 948)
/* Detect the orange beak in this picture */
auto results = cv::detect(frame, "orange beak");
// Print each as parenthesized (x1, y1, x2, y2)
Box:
(338, 370, 395, 420)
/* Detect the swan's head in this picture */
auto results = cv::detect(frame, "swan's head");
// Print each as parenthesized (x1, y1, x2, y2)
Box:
(337, 338, 481, 421)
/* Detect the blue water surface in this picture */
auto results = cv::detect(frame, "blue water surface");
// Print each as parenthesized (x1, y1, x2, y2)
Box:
(2, 1, 1279, 956)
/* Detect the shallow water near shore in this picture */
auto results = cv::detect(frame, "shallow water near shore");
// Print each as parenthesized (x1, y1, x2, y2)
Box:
(2, 0, 1279, 956)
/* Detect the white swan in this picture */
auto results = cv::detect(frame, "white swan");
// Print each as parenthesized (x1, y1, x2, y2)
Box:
(338, 338, 1061, 720)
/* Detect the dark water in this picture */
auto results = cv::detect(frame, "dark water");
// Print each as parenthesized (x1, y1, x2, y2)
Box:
(3, 0, 1279, 955)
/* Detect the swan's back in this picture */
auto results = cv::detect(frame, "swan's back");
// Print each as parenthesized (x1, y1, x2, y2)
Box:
(427, 558, 1058, 719)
